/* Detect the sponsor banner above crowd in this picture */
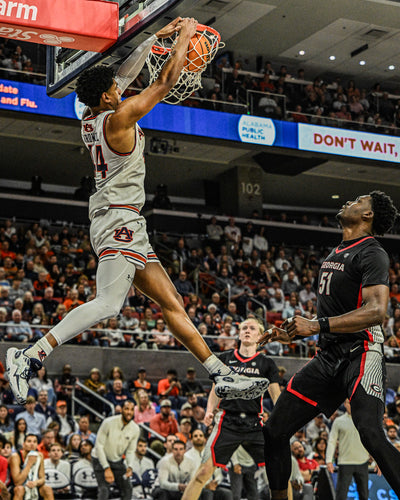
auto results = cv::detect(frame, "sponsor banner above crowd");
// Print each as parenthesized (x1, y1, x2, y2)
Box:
(1, 78, 399, 165)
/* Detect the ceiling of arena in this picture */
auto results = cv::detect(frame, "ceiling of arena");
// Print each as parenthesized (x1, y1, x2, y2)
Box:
(1, 0, 400, 210)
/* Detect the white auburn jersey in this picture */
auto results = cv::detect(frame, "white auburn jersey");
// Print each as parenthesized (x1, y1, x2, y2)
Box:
(81, 110, 146, 220)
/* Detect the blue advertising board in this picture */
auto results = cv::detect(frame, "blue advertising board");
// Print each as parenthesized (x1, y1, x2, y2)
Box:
(331, 472, 399, 500)
(0, 78, 399, 164)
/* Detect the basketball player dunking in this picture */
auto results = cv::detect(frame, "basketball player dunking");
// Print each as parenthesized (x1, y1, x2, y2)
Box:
(182, 318, 281, 500)
(6, 17, 268, 404)
(260, 192, 400, 500)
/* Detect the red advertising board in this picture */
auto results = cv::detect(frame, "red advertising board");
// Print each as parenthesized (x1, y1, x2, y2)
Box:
(0, 0, 119, 52)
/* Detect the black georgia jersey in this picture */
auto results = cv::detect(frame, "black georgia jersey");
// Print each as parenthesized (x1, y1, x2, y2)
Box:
(317, 236, 389, 343)
(218, 349, 279, 416)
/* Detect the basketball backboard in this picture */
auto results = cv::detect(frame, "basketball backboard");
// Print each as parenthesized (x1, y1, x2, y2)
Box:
(46, 0, 201, 98)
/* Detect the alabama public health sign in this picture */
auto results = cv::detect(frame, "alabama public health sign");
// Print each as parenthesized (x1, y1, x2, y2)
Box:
(0, 0, 119, 51)
(238, 116, 276, 146)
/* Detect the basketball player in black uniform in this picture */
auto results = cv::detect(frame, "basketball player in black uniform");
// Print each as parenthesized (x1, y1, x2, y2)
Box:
(260, 191, 400, 500)
(182, 317, 281, 500)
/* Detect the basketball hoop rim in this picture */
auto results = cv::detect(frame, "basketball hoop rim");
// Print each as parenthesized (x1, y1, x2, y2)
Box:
(151, 23, 221, 54)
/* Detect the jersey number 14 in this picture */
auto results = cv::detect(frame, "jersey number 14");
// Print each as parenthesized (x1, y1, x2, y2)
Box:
(88, 144, 108, 179)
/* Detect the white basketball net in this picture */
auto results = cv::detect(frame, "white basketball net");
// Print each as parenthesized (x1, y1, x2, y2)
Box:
(146, 25, 222, 105)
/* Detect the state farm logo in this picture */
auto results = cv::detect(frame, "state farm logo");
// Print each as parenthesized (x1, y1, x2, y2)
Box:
(0, 26, 75, 45)
(0, 1, 38, 21)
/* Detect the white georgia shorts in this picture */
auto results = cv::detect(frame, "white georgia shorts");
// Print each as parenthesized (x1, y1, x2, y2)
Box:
(90, 204, 159, 270)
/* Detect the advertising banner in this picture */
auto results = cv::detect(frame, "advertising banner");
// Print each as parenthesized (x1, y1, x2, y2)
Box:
(0, 0, 118, 52)
(298, 123, 400, 164)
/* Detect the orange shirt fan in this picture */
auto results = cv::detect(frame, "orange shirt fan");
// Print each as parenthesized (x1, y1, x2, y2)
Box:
(146, 24, 223, 105)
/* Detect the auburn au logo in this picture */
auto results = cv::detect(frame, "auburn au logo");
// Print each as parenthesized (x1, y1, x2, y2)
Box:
(83, 123, 94, 132)
(113, 227, 134, 242)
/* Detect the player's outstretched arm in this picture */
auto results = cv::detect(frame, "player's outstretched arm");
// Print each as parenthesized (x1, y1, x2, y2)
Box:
(115, 17, 183, 94)
(112, 17, 197, 128)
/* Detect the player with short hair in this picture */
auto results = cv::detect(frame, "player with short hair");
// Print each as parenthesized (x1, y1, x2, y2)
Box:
(260, 191, 400, 500)
(6, 17, 267, 406)
(182, 317, 281, 500)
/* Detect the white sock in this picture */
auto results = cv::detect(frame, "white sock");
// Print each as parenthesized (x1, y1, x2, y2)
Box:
(203, 354, 231, 376)
(25, 337, 53, 363)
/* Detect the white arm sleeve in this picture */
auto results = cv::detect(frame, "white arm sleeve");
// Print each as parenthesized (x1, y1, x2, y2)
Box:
(115, 34, 158, 93)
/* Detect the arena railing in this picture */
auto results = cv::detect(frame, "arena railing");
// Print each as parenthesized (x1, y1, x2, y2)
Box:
(246, 89, 287, 118)
(71, 379, 115, 420)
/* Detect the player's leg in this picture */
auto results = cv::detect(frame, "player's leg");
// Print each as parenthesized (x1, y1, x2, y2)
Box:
(133, 262, 269, 399)
(11, 486, 25, 500)
(181, 456, 216, 500)
(38, 484, 54, 500)
(6, 253, 135, 404)
(335, 465, 355, 500)
(350, 384, 400, 495)
(352, 463, 369, 500)
(263, 390, 320, 500)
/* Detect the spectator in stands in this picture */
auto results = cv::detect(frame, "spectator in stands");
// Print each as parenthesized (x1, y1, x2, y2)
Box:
(158, 369, 181, 399)
(0, 287, 13, 313)
(230, 273, 254, 317)
(54, 364, 76, 402)
(134, 389, 156, 425)
(84, 367, 106, 397)
(275, 249, 290, 272)
(206, 217, 224, 250)
(0, 404, 13, 435)
(101, 317, 126, 347)
(309, 437, 327, 466)
(8, 279, 24, 303)
(31, 302, 48, 327)
(224, 217, 241, 244)
(174, 271, 195, 298)
(181, 368, 206, 398)
(64, 433, 82, 463)
(291, 440, 320, 487)
(106, 378, 133, 413)
(187, 393, 206, 423)
(129, 367, 152, 394)
(299, 281, 316, 306)
(40, 287, 59, 319)
(13, 418, 27, 451)
(9, 433, 54, 500)
(157, 440, 196, 499)
(76, 415, 96, 445)
(18, 395, 47, 437)
(306, 414, 329, 442)
(282, 270, 300, 296)
(105, 366, 128, 392)
(150, 399, 178, 438)
(282, 292, 305, 320)
(152, 318, 175, 349)
(35, 389, 56, 422)
(53, 400, 78, 444)
(386, 425, 400, 446)
(6, 309, 32, 342)
(37, 429, 55, 459)
(119, 305, 139, 333)
(176, 418, 193, 448)
(44, 442, 71, 495)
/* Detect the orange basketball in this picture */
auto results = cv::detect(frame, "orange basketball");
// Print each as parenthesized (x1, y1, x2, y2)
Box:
(185, 33, 211, 72)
